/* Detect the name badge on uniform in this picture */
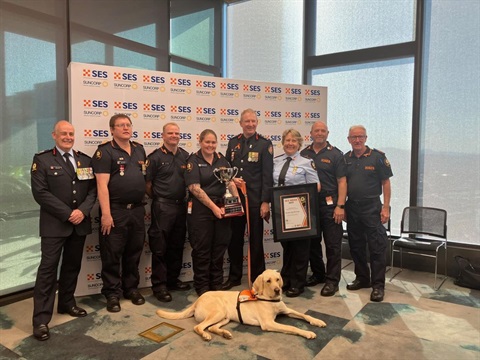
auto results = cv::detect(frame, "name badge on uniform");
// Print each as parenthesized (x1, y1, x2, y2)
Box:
(77, 167, 94, 180)
(248, 152, 259, 162)
(140, 161, 147, 175)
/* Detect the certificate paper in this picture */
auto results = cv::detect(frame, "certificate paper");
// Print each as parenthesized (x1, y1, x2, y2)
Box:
(281, 194, 310, 231)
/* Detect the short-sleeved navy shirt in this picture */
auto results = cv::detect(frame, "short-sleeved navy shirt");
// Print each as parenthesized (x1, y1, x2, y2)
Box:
(146, 145, 189, 200)
(344, 146, 393, 201)
(185, 150, 230, 199)
(301, 142, 346, 194)
(92, 140, 146, 204)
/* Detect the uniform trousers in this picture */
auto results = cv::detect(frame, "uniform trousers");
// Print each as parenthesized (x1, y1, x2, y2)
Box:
(227, 205, 266, 284)
(100, 205, 145, 298)
(33, 230, 85, 326)
(346, 198, 387, 289)
(148, 200, 187, 291)
(309, 203, 343, 285)
(187, 198, 232, 293)
(281, 239, 311, 290)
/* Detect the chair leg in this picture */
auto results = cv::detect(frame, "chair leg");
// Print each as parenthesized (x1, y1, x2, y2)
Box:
(389, 247, 403, 282)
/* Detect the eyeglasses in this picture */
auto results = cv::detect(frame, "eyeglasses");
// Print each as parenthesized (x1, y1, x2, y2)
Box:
(114, 123, 132, 128)
(348, 135, 366, 140)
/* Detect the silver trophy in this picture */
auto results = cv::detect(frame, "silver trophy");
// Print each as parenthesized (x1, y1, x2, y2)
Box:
(213, 166, 244, 217)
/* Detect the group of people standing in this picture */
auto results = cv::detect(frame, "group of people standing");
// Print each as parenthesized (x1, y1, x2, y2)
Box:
(30, 109, 392, 341)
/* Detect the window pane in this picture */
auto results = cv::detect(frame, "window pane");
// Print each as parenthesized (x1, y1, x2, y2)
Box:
(419, 0, 480, 245)
(1, 3, 67, 296)
(226, 0, 303, 84)
(171, 6, 215, 65)
(315, 0, 416, 55)
(171, 62, 214, 77)
(311, 58, 415, 233)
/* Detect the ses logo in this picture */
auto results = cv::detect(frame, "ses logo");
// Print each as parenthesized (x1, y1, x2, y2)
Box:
(143, 103, 165, 112)
(114, 101, 138, 110)
(82, 69, 108, 87)
(264, 251, 281, 259)
(195, 80, 216, 96)
(264, 134, 282, 142)
(195, 80, 216, 89)
(242, 83, 262, 100)
(285, 87, 302, 95)
(305, 112, 321, 119)
(142, 74, 165, 84)
(171, 105, 191, 113)
(196, 107, 216, 115)
(305, 88, 322, 103)
(113, 71, 138, 89)
(264, 110, 282, 125)
(220, 82, 239, 91)
(264, 86, 282, 94)
(82, 69, 108, 79)
(142, 74, 166, 92)
(113, 71, 137, 82)
(83, 99, 109, 117)
(84, 129, 138, 139)
(84, 243, 101, 262)
(220, 108, 239, 116)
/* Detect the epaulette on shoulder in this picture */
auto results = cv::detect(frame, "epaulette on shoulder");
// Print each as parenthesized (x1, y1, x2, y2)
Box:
(274, 153, 285, 159)
(257, 133, 268, 140)
(147, 147, 160, 157)
(330, 145, 344, 155)
(132, 141, 144, 147)
(36, 149, 51, 156)
(74, 149, 92, 158)
(97, 141, 110, 147)
(178, 147, 189, 155)
(372, 148, 385, 155)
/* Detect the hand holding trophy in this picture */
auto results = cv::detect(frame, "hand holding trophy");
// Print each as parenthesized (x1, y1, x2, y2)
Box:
(213, 166, 244, 217)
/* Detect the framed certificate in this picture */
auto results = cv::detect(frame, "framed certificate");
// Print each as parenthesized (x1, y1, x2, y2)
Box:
(271, 183, 319, 242)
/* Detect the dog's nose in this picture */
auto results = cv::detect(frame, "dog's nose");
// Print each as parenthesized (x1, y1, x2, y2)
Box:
(274, 287, 281, 294)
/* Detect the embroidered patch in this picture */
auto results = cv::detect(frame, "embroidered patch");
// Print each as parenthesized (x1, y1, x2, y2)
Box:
(186, 162, 193, 172)
(95, 150, 102, 160)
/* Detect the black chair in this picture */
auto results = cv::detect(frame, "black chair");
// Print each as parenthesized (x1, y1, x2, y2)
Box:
(389, 206, 448, 290)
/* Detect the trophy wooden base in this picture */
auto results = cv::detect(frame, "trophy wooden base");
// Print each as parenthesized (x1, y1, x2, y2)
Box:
(222, 197, 244, 218)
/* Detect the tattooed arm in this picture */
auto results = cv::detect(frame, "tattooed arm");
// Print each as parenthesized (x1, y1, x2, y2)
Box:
(188, 183, 223, 219)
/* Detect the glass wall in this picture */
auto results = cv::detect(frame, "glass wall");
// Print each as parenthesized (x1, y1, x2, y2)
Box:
(226, 0, 304, 84)
(419, 0, 480, 245)
(311, 59, 414, 231)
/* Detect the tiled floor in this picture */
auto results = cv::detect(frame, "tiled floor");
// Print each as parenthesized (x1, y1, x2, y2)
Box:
(1, 263, 479, 360)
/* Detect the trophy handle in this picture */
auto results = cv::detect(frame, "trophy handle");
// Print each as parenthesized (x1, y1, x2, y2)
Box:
(231, 166, 239, 179)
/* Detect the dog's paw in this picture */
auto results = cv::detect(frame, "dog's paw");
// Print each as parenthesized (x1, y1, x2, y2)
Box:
(202, 332, 212, 341)
(311, 319, 327, 328)
(222, 330, 233, 339)
(303, 331, 317, 339)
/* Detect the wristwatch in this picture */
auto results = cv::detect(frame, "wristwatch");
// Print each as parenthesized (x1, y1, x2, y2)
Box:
(336, 204, 345, 209)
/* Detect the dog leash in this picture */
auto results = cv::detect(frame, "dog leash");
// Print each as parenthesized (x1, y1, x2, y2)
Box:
(236, 181, 251, 289)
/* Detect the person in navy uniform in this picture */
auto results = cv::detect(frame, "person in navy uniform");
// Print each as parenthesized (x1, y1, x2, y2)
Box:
(273, 129, 320, 297)
(301, 121, 347, 297)
(344, 125, 393, 302)
(146, 122, 190, 303)
(30, 120, 96, 341)
(185, 129, 240, 296)
(91, 114, 147, 312)
(222, 108, 274, 289)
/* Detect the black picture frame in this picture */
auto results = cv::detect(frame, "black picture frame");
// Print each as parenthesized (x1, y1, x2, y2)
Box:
(271, 183, 319, 242)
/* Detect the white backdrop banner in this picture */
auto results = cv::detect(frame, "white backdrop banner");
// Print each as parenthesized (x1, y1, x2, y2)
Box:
(68, 62, 327, 296)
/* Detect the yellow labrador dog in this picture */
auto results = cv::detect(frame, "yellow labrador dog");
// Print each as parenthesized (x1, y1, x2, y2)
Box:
(156, 269, 326, 341)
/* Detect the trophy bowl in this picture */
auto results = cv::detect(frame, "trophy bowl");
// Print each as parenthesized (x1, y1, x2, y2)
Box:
(213, 166, 244, 217)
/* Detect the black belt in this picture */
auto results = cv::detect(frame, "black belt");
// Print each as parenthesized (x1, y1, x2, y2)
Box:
(111, 202, 145, 210)
(155, 197, 185, 205)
